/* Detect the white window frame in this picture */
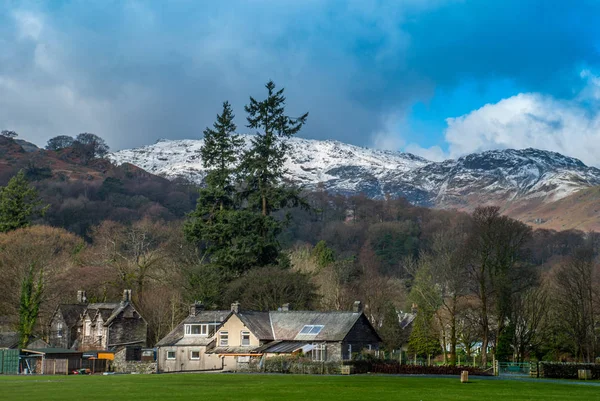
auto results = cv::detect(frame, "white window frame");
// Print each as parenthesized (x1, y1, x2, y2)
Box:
(219, 331, 229, 346)
(56, 322, 63, 338)
(312, 344, 326, 362)
(299, 325, 324, 335)
(185, 324, 209, 336)
(241, 331, 251, 346)
(166, 351, 176, 360)
(190, 350, 201, 360)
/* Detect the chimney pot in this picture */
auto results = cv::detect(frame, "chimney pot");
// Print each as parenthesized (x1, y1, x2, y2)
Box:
(231, 301, 240, 313)
(122, 289, 132, 304)
(353, 300, 362, 313)
(190, 302, 204, 316)
(77, 290, 87, 304)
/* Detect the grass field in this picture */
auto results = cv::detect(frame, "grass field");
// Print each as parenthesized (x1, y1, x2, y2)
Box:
(1, 373, 599, 401)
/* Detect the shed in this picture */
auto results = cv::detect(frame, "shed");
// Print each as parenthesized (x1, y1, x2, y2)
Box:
(21, 348, 84, 375)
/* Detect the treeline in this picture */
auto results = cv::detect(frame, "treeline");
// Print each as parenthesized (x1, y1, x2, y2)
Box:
(0, 83, 598, 363)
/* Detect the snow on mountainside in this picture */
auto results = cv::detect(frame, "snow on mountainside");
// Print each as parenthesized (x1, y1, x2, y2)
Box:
(109, 137, 600, 208)
(109, 136, 431, 197)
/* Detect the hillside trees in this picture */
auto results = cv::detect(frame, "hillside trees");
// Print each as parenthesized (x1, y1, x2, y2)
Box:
(550, 248, 599, 362)
(1, 130, 18, 138)
(0, 226, 83, 345)
(46, 135, 75, 151)
(73, 133, 109, 164)
(465, 206, 533, 366)
(0, 170, 48, 233)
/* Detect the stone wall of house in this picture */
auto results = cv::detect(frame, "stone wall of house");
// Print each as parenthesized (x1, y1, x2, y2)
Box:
(48, 315, 70, 349)
(107, 304, 147, 348)
(326, 342, 343, 362)
(112, 348, 156, 374)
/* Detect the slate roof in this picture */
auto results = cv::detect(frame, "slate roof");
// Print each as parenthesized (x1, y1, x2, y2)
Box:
(156, 310, 231, 347)
(58, 304, 87, 327)
(237, 311, 273, 341)
(85, 303, 120, 323)
(0, 331, 19, 349)
(211, 346, 262, 354)
(269, 311, 363, 342)
(255, 340, 306, 354)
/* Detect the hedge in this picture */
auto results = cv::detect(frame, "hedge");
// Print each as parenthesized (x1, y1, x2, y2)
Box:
(540, 362, 600, 380)
(345, 360, 491, 376)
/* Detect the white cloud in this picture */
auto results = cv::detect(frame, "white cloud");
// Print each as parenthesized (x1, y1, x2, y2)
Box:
(12, 10, 43, 40)
(404, 143, 447, 161)
(443, 72, 600, 166)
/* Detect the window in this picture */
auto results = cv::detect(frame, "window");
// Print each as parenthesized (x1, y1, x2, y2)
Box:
(241, 331, 250, 346)
(56, 322, 63, 338)
(219, 331, 229, 346)
(166, 351, 176, 360)
(185, 324, 216, 336)
(312, 344, 326, 361)
(190, 350, 200, 360)
(84, 320, 91, 337)
(299, 325, 324, 335)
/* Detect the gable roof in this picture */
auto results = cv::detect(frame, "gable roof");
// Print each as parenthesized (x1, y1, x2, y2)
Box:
(156, 310, 231, 347)
(57, 304, 87, 327)
(236, 311, 273, 341)
(269, 311, 363, 342)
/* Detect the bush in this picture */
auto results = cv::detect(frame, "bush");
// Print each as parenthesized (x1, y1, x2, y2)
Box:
(540, 362, 600, 380)
(345, 360, 491, 376)
(248, 356, 340, 375)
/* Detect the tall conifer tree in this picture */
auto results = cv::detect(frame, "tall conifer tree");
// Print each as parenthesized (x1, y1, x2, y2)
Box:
(0, 170, 47, 233)
(237, 81, 308, 267)
(185, 102, 243, 267)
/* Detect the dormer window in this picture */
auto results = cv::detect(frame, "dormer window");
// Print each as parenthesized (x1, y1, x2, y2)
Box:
(57, 322, 63, 338)
(184, 324, 217, 336)
(299, 325, 324, 335)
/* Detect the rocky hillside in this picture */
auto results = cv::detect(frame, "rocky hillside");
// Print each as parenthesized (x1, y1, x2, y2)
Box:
(110, 137, 600, 213)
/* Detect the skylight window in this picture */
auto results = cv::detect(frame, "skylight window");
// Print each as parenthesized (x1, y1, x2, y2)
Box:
(299, 325, 323, 335)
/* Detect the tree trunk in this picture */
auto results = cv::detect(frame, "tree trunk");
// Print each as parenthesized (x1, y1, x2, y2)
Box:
(450, 299, 457, 366)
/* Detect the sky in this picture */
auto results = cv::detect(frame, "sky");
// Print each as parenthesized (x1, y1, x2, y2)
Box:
(2, 1, 600, 165)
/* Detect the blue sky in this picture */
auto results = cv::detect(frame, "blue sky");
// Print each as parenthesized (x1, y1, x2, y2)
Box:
(2, 1, 600, 164)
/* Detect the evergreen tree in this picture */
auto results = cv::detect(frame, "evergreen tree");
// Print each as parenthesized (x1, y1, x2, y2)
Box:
(237, 81, 308, 267)
(379, 302, 403, 351)
(241, 80, 308, 216)
(18, 263, 44, 348)
(0, 170, 47, 233)
(408, 309, 440, 359)
(185, 102, 246, 271)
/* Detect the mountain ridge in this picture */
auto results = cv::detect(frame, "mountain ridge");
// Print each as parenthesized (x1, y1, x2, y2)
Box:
(109, 136, 600, 211)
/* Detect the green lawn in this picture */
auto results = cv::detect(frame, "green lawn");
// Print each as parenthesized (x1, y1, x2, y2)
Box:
(1, 374, 599, 401)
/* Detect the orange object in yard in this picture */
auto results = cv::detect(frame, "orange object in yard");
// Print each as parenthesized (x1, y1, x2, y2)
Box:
(97, 352, 114, 361)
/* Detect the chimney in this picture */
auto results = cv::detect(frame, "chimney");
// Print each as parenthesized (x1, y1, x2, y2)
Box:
(231, 301, 240, 313)
(189, 302, 204, 317)
(122, 289, 132, 305)
(353, 300, 362, 313)
(77, 290, 87, 304)
(281, 303, 291, 312)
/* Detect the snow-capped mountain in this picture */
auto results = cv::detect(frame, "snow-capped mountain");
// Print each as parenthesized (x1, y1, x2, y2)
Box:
(109, 136, 600, 209)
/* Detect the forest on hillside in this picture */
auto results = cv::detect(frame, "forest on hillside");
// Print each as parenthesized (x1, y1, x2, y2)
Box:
(0, 83, 598, 364)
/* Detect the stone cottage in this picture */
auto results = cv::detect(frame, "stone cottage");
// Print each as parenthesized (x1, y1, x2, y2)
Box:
(156, 301, 381, 373)
(48, 290, 147, 351)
